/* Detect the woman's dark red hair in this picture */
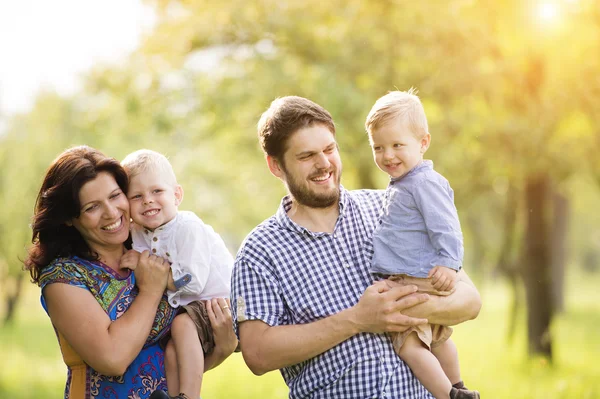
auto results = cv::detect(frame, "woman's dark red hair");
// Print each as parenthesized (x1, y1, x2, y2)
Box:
(24, 146, 129, 285)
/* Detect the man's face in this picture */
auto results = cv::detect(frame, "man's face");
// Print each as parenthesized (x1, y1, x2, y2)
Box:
(278, 124, 342, 208)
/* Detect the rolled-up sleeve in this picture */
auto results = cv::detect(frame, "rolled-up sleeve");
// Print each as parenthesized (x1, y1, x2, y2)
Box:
(231, 242, 288, 337)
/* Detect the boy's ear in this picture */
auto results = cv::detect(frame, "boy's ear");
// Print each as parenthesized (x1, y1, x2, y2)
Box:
(174, 185, 184, 206)
(420, 133, 431, 153)
(266, 155, 285, 179)
(65, 219, 73, 227)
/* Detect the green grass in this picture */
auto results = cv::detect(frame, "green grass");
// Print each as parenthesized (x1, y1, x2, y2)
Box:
(2, 273, 599, 399)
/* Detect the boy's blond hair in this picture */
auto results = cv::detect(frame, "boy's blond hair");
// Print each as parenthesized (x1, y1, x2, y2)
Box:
(121, 149, 178, 186)
(365, 88, 429, 138)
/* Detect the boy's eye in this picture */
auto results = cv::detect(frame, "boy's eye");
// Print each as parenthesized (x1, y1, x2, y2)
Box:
(153, 189, 163, 194)
(373, 146, 382, 151)
(130, 194, 141, 200)
(393, 143, 403, 148)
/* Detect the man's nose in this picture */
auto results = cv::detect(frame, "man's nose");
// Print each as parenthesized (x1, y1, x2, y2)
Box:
(315, 152, 331, 169)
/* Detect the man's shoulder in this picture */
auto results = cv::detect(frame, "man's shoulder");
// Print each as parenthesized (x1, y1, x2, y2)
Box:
(345, 188, 384, 203)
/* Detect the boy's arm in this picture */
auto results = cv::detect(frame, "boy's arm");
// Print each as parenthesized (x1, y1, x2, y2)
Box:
(413, 179, 463, 271)
(171, 221, 213, 297)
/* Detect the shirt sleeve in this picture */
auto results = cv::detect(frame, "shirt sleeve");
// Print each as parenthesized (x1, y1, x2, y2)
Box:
(412, 179, 464, 270)
(170, 220, 213, 298)
(231, 241, 288, 337)
(39, 258, 95, 313)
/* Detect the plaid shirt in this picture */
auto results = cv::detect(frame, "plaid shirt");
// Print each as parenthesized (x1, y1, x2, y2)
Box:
(232, 188, 433, 399)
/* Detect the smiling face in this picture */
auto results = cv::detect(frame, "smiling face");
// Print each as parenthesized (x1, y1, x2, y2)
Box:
(369, 117, 430, 179)
(69, 171, 130, 255)
(127, 168, 182, 230)
(270, 123, 342, 208)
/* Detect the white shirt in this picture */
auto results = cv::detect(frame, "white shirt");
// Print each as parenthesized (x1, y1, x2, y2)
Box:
(131, 210, 233, 308)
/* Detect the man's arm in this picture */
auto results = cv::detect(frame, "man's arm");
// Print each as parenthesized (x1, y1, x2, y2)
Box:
(401, 270, 481, 326)
(239, 283, 430, 375)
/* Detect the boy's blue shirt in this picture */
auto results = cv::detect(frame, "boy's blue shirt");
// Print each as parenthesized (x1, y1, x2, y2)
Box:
(370, 160, 464, 277)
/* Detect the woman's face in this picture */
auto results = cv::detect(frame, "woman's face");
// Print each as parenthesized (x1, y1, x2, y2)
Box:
(69, 171, 130, 254)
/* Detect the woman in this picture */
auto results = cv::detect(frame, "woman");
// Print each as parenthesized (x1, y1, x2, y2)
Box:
(24, 146, 237, 399)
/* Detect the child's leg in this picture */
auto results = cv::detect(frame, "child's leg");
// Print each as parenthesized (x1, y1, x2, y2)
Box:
(164, 339, 180, 396)
(171, 313, 205, 398)
(399, 332, 452, 399)
(432, 338, 461, 386)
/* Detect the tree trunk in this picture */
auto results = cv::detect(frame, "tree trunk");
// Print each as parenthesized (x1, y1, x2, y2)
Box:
(2, 273, 24, 325)
(495, 183, 521, 343)
(550, 189, 569, 314)
(521, 174, 553, 359)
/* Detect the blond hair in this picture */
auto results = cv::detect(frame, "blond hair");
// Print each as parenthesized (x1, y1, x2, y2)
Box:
(121, 149, 178, 186)
(365, 88, 429, 138)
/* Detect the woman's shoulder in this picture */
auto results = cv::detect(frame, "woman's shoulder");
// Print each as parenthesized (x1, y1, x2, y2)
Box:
(39, 256, 97, 289)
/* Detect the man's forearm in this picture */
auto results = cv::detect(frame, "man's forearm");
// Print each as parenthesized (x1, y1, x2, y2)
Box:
(240, 308, 359, 375)
(403, 270, 482, 326)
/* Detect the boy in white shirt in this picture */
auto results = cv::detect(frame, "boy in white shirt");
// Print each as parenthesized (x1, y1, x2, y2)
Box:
(121, 149, 234, 399)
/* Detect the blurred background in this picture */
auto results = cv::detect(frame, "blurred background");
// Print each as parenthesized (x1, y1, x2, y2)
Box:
(1, 0, 600, 398)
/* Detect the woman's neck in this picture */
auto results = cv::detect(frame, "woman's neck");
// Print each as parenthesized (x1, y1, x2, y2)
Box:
(94, 245, 127, 273)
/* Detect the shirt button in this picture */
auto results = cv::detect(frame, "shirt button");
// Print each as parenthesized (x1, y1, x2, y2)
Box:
(344, 263, 350, 268)
(145, 230, 149, 234)
(173, 300, 178, 305)
(152, 248, 157, 253)
(153, 237, 158, 242)
(166, 252, 170, 257)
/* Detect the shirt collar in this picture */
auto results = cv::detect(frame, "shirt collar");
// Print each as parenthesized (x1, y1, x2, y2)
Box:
(142, 212, 179, 235)
(390, 159, 433, 184)
(275, 186, 348, 237)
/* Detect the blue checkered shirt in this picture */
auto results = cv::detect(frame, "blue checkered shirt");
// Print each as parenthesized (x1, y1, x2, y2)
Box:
(232, 188, 433, 399)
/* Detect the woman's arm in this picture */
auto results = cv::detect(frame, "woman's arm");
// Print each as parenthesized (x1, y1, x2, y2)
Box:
(44, 251, 170, 375)
(203, 298, 238, 371)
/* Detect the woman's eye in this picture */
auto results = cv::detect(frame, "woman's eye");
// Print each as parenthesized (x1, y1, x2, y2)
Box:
(85, 204, 98, 212)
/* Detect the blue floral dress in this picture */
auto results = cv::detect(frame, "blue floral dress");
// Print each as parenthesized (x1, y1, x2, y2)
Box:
(39, 256, 176, 399)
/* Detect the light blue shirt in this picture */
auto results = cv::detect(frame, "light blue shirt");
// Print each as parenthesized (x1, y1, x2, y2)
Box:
(371, 160, 463, 277)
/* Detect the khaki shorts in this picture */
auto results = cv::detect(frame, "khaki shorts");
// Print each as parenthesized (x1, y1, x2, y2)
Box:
(388, 274, 455, 352)
(161, 300, 215, 355)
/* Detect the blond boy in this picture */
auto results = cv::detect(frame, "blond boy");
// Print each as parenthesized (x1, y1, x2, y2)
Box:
(365, 89, 479, 399)
(122, 150, 234, 399)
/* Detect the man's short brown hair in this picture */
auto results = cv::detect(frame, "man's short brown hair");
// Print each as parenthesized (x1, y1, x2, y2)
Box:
(257, 96, 336, 161)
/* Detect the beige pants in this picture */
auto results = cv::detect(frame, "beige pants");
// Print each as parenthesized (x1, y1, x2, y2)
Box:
(388, 274, 454, 352)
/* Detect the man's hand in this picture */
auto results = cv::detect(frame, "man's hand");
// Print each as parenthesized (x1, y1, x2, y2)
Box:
(350, 281, 429, 334)
(120, 250, 140, 271)
(428, 266, 458, 292)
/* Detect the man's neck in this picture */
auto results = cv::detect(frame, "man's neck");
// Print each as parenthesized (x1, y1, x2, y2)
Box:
(287, 201, 339, 234)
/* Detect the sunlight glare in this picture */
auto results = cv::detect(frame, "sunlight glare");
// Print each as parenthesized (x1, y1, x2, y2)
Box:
(537, 2, 560, 23)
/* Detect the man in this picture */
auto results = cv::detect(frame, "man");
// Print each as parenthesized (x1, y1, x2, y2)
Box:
(232, 96, 481, 398)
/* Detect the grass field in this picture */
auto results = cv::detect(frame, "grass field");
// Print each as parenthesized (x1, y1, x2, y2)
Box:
(2, 272, 599, 399)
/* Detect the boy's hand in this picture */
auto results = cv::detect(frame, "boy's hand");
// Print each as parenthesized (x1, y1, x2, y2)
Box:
(428, 266, 458, 292)
(120, 250, 140, 271)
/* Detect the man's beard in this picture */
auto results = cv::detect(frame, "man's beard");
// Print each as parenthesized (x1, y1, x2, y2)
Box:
(282, 167, 341, 209)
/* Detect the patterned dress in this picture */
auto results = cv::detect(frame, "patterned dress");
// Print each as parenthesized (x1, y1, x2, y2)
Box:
(39, 256, 176, 399)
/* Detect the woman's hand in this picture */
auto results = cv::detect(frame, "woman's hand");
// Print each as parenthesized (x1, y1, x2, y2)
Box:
(204, 298, 238, 371)
(134, 250, 170, 295)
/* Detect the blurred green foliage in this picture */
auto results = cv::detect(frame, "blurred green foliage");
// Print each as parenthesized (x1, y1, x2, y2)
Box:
(2, 0, 600, 394)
